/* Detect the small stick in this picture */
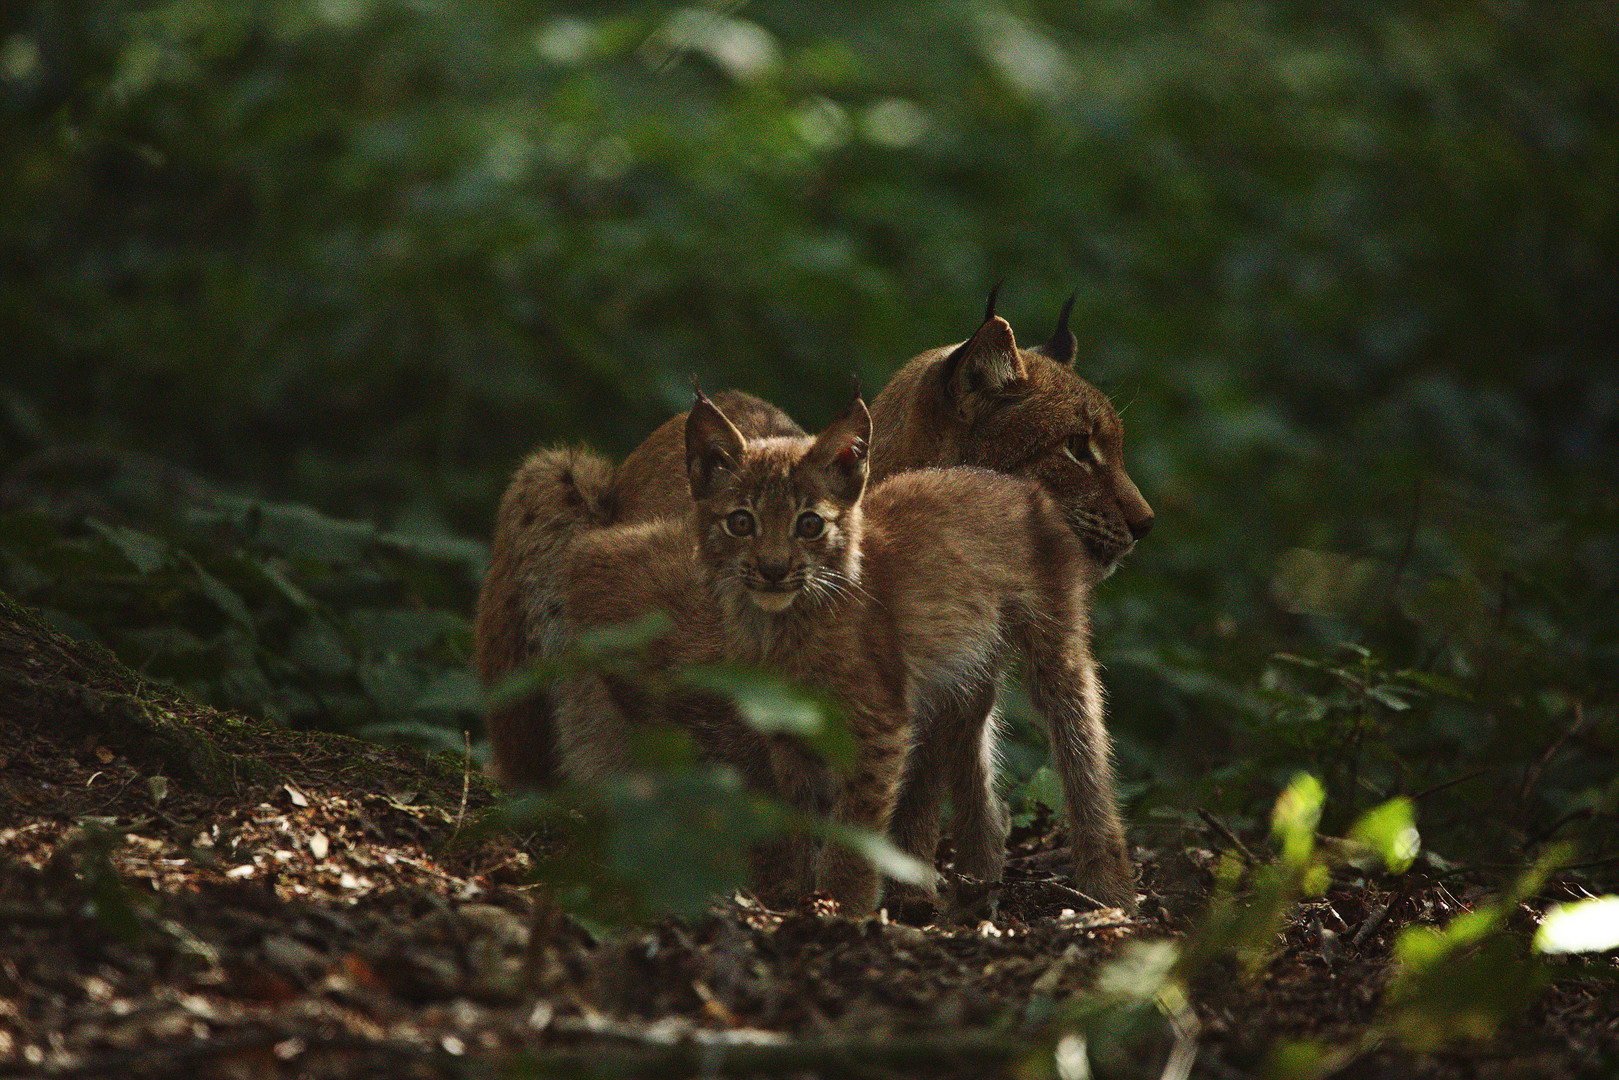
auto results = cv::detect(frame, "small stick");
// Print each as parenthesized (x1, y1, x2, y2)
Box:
(1520, 702, 1588, 805)
(1197, 807, 1257, 865)
(447, 728, 473, 847)
(1350, 899, 1393, 950)
(1409, 767, 1491, 802)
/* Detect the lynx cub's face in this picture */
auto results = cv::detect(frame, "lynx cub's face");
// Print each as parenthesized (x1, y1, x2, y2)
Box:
(685, 395, 870, 614)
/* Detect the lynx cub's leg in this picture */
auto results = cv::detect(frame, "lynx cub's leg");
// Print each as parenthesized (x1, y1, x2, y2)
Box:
(813, 703, 914, 915)
(1024, 629, 1135, 912)
(552, 673, 638, 783)
(758, 737, 830, 904)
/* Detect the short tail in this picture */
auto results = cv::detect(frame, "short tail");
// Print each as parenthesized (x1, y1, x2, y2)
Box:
(473, 446, 616, 787)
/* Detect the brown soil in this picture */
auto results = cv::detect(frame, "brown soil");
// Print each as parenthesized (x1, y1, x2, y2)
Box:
(1, 596, 1615, 1079)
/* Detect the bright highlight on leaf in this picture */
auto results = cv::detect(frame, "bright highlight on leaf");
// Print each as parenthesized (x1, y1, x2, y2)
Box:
(1534, 896, 1619, 954)
(1350, 797, 1421, 873)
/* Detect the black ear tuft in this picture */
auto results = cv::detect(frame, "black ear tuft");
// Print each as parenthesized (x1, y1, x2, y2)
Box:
(1036, 292, 1078, 365)
(984, 280, 1005, 324)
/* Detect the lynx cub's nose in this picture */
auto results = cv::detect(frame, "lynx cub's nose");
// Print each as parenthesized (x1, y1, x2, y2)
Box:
(1128, 513, 1153, 541)
(757, 562, 791, 584)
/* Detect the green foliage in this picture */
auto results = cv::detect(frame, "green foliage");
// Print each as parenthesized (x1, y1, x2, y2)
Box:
(1534, 895, 1619, 955)
(508, 762, 786, 923)
(1347, 796, 1420, 874)
(1183, 773, 1335, 977)
(0, 490, 484, 738)
(1383, 849, 1565, 1049)
(497, 628, 928, 920)
(1040, 939, 1195, 1080)
(678, 664, 857, 771)
(1178, 784, 1576, 1069)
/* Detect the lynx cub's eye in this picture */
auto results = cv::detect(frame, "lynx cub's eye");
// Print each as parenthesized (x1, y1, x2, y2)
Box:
(795, 511, 825, 539)
(724, 510, 756, 537)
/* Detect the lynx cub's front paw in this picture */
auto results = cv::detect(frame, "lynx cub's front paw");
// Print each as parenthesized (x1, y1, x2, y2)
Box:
(814, 842, 883, 917)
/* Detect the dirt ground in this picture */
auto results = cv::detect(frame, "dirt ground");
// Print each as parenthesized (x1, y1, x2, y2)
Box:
(1, 607, 1616, 1079)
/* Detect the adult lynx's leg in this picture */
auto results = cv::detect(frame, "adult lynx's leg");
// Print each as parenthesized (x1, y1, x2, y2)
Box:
(475, 446, 615, 786)
(1024, 628, 1135, 912)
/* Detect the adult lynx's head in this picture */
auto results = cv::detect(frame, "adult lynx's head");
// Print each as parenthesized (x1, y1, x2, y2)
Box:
(685, 393, 870, 614)
(871, 292, 1154, 574)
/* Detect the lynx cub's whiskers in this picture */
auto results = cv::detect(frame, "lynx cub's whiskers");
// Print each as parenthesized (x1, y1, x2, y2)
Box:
(684, 392, 1134, 916)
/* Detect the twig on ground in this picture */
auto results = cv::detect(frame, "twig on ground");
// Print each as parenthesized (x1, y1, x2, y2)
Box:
(1197, 807, 1257, 865)
(1350, 900, 1393, 950)
(447, 728, 473, 846)
(1520, 702, 1589, 807)
(1408, 767, 1492, 801)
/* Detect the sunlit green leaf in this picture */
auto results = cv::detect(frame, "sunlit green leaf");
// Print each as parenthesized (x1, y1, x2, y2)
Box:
(1349, 797, 1420, 874)
(1534, 896, 1619, 955)
(1272, 773, 1324, 866)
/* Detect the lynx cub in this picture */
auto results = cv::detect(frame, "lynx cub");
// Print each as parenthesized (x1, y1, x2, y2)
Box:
(680, 393, 1134, 915)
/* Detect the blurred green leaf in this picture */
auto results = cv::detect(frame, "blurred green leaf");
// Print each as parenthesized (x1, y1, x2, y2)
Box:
(1534, 896, 1619, 955)
(819, 820, 933, 887)
(1348, 797, 1420, 873)
(85, 519, 168, 574)
(1272, 773, 1324, 867)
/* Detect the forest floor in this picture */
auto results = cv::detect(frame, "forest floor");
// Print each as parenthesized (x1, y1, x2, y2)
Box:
(1, 604, 1616, 1079)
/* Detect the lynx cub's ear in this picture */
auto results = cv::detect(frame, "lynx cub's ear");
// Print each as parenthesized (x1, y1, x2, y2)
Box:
(1035, 292, 1078, 365)
(939, 314, 1026, 417)
(806, 395, 871, 503)
(685, 393, 747, 500)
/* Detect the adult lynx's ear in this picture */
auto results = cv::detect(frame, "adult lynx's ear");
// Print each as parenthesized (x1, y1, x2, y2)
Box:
(1035, 292, 1078, 365)
(685, 392, 747, 500)
(938, 312, 1026, 417)
(806, 395, 870, 504)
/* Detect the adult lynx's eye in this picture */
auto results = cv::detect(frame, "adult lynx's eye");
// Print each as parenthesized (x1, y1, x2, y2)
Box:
(724, 510, 756, 537)
(1062, 434, 1099, 472)
(795, 511, 824, 539)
